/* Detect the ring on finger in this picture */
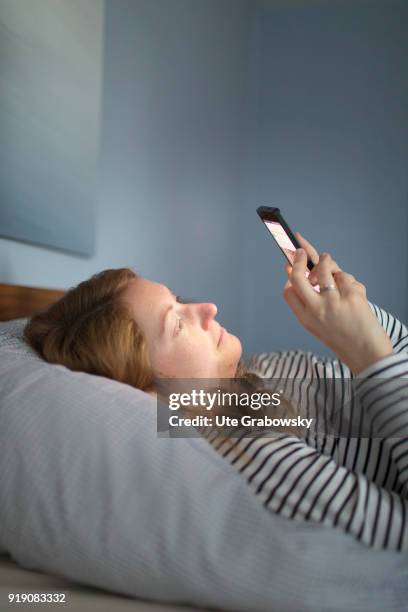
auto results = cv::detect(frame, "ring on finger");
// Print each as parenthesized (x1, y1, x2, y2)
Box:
(319, 283, 338, 293)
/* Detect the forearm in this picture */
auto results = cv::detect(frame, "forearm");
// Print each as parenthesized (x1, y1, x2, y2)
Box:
(203, 430, 408, 551)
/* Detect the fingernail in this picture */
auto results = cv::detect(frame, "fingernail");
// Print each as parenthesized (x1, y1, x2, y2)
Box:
(295, 248, 304, 261)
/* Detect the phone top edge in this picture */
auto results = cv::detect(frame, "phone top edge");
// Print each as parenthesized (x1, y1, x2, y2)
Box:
(256, 206, 280, 217)
(256, 206, 315, 272)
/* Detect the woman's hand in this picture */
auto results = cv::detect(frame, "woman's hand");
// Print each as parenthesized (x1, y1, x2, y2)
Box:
(283, 233, 393, 375)
(285, 232, 342, 288)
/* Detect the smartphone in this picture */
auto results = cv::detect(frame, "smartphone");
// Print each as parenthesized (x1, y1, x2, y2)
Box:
(256, 206, 315, 272)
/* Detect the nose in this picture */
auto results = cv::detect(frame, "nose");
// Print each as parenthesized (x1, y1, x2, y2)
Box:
(196, 302, 217, 330)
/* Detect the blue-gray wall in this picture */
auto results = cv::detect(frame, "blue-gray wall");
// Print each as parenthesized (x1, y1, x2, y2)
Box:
(0, 0, 251, 335)
(241, 0, 408, 358)
(100, 0, 251, 334)
(1, 0, 407, 359)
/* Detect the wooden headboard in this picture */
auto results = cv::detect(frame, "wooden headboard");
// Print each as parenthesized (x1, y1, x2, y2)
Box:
(0, 284, 65, 322)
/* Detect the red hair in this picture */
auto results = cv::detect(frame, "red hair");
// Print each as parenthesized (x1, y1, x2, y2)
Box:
(24, 268, 155, 391)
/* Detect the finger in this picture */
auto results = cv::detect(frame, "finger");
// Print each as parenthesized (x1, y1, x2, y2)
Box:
(315, 254, 341, 297)
(309, 255, 342, 285)
(285, 263, 292, 277)
(333, 271, 365, 297)
(290, 249, 320, 307)
(283, 282, 306, 321)
(295, 232, 319, 265)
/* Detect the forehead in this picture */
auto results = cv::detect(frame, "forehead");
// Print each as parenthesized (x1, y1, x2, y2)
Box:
(123, 277, 170, 326)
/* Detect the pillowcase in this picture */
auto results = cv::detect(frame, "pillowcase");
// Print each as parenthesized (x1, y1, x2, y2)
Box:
(0, 319, 407, 611)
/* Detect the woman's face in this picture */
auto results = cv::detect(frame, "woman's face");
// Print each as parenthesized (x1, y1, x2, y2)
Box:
(122, 278, 242, 378)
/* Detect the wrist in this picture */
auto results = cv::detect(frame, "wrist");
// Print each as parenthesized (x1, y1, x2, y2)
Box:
(345, 342, 393, 375)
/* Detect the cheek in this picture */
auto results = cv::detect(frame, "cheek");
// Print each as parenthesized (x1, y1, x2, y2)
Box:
(177, 339, 215, 372)
(223, 336, 243, 375)
(223, 333, 242, 359)
(150, 338, 215, 378)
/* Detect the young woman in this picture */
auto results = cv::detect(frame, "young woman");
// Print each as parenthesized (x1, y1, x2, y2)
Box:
(24, 234, 408, 553)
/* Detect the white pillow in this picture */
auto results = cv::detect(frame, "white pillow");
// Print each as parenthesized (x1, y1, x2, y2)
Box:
(0, 319, 407, 611)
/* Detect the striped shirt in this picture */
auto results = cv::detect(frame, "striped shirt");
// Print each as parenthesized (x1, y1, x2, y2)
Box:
(202, 303, 408, 552)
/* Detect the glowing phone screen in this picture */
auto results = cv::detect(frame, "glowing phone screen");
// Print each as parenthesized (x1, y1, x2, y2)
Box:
(264, 220, 297, 265)
(263, 219, 320, 291)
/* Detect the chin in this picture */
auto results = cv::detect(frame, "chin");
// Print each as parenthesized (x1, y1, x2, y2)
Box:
(226, 332, 242, 362)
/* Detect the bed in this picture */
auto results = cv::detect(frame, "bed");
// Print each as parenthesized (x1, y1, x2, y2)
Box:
(0, 282, 207, 612)
(0, 554, 202, 611)
(2, 283, 408, 612)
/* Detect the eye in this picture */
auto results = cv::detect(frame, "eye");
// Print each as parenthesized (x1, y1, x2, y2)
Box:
(176, 316, 184, 334)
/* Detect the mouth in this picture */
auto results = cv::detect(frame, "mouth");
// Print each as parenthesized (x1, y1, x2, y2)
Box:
(217, 326, 224, 347)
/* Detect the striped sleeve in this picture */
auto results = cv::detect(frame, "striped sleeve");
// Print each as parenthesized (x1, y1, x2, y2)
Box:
(369, 302, 408, 353)
(203, 429, 408, 552)
(225, 306, 408, 552)
(247, 303, 408, 376)
(354, 352, 408, 497)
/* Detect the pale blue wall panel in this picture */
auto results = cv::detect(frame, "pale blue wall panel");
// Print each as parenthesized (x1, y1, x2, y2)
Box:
(0, 0, 104, 255)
